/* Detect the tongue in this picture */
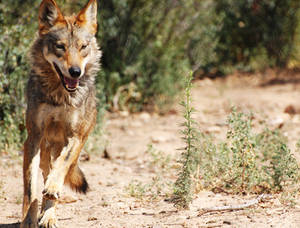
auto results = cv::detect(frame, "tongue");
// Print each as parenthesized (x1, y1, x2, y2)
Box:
(64, 77, 79, 89)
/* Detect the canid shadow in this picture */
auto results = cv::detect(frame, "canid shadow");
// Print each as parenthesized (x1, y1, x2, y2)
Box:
(0, 223, 20, 228)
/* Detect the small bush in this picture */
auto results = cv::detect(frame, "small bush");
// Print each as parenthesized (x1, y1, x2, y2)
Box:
(197, 110, 300, 198)
(172, 72, 200, 209)
(256, 128, 300, 193)
(173, 75, 300, 209)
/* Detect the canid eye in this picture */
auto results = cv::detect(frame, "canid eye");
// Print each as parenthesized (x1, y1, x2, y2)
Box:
(55, 43, 65, 50)
(81, 44, 88, 50)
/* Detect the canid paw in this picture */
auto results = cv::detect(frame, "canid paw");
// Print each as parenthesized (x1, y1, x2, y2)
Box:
(38, 209, 58, 228)
(20, 219, 38, 228)
(21, 199, 39, 228)
(42, 183, 60, 200)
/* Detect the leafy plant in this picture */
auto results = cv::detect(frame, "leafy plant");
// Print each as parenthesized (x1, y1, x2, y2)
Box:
(256, 128, 300, 194)
(172, 72, 200, 209)
(172, 74, 300, 208)
(196, 109, 300, 201)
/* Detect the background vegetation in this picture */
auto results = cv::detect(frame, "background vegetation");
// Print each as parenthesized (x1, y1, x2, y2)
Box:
(1, 0, 300, 153)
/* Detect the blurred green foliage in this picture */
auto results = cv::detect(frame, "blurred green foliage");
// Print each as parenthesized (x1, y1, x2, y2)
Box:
(98, 0, 197, 112)
(1, 0, 300, 153)
(0, 0, 40, 154)
(213, 0, 300, 73)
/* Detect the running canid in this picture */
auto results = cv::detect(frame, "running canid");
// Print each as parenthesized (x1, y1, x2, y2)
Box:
(21, 0, 101, 227)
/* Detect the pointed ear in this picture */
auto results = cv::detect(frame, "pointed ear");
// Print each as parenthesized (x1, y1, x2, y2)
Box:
(39, 0, 65, 35)
(76, 0, 98, 35)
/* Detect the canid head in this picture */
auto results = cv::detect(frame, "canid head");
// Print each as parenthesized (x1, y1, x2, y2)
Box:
(30, 0, 101, 100)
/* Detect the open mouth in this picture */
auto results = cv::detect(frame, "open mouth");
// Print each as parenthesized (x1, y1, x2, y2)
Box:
(53, 62, 79, 92)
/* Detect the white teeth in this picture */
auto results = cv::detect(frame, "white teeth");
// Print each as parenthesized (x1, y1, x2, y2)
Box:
(65, 83, 77, 91)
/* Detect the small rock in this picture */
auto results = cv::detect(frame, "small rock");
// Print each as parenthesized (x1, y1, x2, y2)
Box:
(106, 182, 114, 187)
(206, 126, 221, 133)
(58, 195, 77, 204)
(126, 130, 134, 136)
(102, 148, 111, 159)
(120, 111, 129, 117)
(80, 153, 90, 162)
(131, 121, 143, 127)
(139, 112, 151, 122)
(270, 116, 285, 127)
(199, 78, 213, 86)
(87, 217, 97, 221)
(151, 135, 168, 143)
(223, 220, 231, 225)
(116, 202, 127, 209)
(284, 105, 296, 115)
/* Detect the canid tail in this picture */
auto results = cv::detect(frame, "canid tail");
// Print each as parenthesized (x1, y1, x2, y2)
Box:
(65, 165, 89, 194)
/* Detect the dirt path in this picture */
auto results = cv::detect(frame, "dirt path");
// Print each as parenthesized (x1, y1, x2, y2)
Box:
(1, 73, 300, 227)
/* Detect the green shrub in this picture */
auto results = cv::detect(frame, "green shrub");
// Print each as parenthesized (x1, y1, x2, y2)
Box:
(98, 0, 199, 112)
(172, 72, 200, 209)
(174, 108, 300, 208)
(213, 0, 300, 72)
(256, 128, 300, 193)
(173, 75, 300, 208)
(196, 109, 300, 201)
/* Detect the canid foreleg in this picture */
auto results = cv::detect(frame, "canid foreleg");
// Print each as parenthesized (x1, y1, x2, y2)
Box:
(42, 137, 83, 199)
(38, 137, 83, 227)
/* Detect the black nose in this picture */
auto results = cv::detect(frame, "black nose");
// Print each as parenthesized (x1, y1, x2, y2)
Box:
(69, 66, 81, 78)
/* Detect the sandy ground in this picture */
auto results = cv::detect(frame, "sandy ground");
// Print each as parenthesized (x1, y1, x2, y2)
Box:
(1, 71, 300, 227)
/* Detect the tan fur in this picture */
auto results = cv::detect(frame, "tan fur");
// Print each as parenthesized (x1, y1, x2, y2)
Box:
(21, 0, 100, 227)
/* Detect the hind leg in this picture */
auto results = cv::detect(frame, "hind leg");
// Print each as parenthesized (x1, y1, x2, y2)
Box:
(21, 135, 41, 228)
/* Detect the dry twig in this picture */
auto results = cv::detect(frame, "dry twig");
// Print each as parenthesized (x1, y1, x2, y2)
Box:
(198, 194, 269, 216)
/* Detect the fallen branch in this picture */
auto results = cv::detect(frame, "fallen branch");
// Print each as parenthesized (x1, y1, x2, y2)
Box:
(197, 194, 269, 216)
